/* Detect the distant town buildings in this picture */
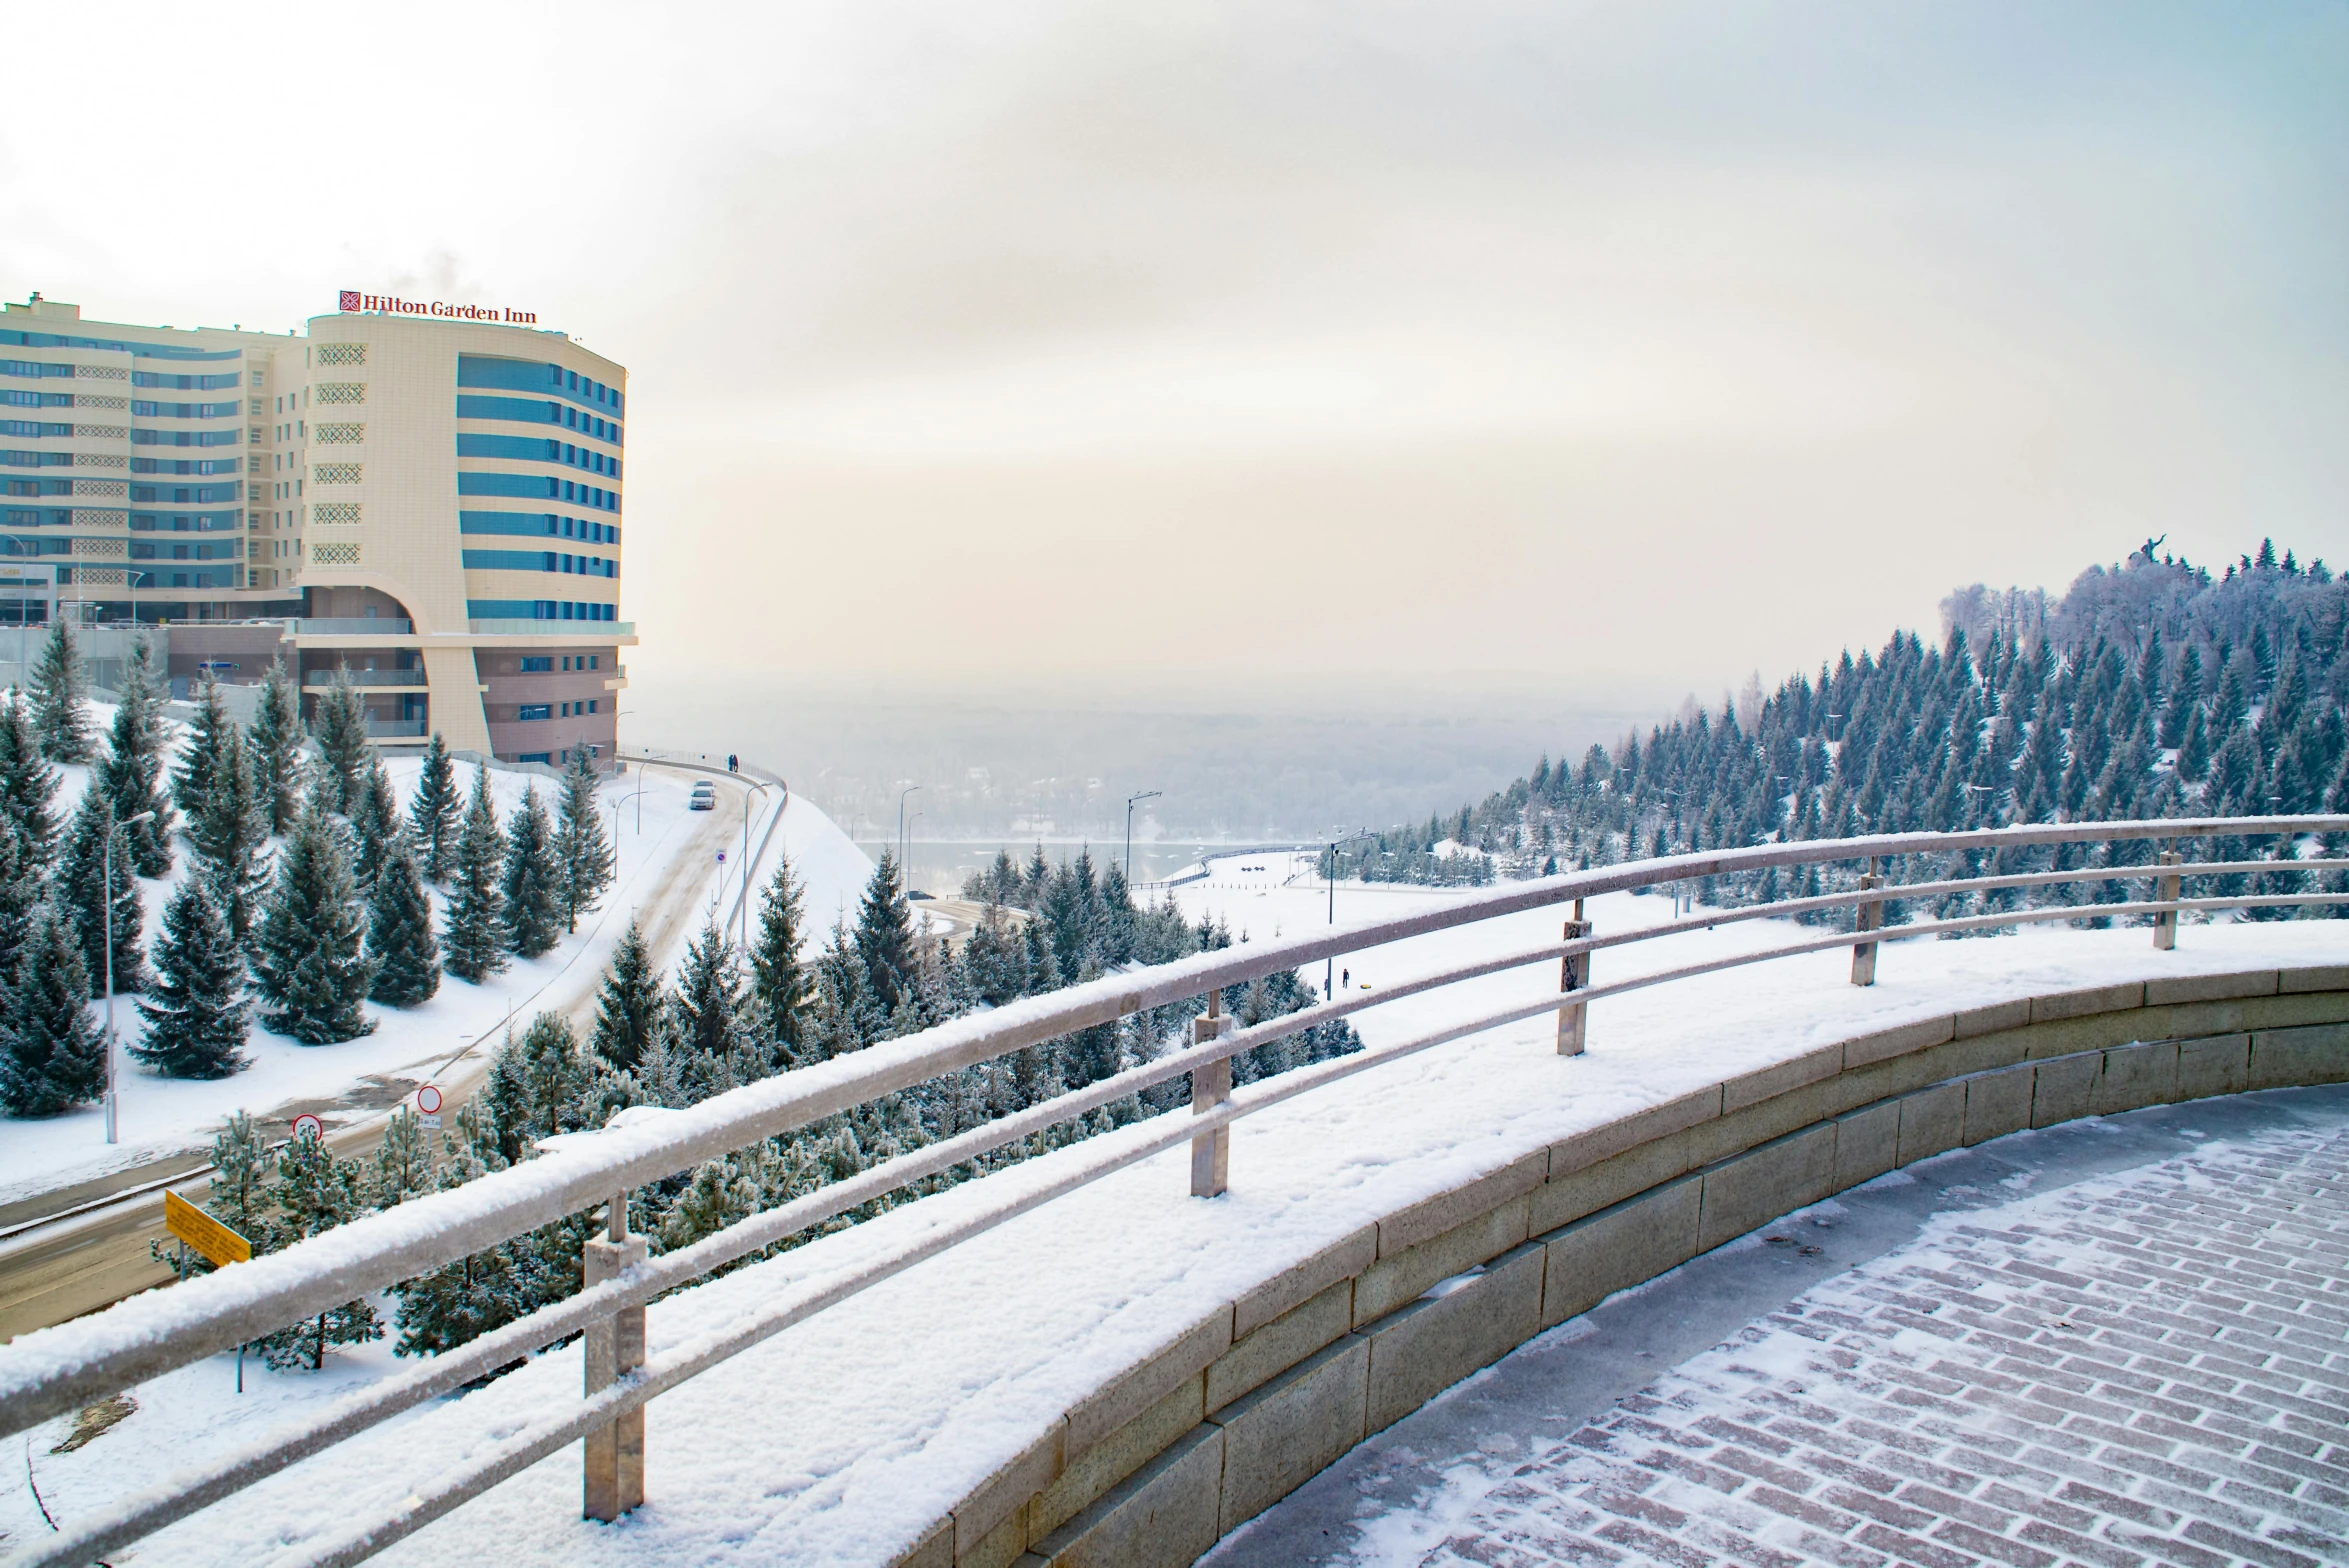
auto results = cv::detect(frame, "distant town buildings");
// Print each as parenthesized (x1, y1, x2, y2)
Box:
(1, 293, 633, 765)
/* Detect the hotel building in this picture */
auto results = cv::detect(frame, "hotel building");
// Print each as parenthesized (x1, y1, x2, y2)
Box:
(0, 292, 633, 765)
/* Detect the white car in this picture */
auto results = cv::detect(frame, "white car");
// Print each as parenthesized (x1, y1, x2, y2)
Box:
(689, 781, 717, 811)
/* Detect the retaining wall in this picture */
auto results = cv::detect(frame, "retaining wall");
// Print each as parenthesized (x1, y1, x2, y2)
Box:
(888, 965, 2349, 1568)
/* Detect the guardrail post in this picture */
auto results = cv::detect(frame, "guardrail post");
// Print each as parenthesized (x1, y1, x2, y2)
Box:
(2154, 849, 2182, 950)
(583, 1192, 647, 1522)
(1190, 993, 1234, 1198)
(1557, 897, 1591, 1055)
(1851, 860, 1884, 987)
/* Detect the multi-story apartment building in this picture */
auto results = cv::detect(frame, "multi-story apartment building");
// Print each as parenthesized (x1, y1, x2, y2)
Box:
(0, 291, 633, 765)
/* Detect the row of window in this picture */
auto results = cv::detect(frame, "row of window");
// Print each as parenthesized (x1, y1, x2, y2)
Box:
(0, 530, 238, 558)
(133, 428, 240, 447)
(3, 479, 71, 496)
(0, 421, 69, 439)
(133, 400, 241, 419)
(133, 483, 240, 503)
(456, 473, 621, 511)
(467, 598, 620, 622)
(453, 434, 622, 478)
(455, 355, 624, 417)
(453, 396, 623, 446)
(457, 510, 619, 544)
(1, 451, 69, 467)
(461, 549, 618, 577)
(134, 370, 242, 387)
(0, 359, 73, 379)
(518, 655, 602, 672)
(514, 699, 601, 722)
(132, 458, 240, 475)
(1, 329, 239, 363)
(1, 391, 72, 408)
(132, 511, 240, 531)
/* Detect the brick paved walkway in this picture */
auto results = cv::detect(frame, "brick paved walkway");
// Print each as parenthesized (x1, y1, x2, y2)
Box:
(1421, 1127, 2349, 1568)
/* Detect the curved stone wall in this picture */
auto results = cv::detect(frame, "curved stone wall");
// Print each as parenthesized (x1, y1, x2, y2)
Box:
(890, 965, 2349, 1568)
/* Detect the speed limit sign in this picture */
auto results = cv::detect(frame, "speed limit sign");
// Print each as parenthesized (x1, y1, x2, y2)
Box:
(416, 1084, 444, 1115)
(291, 1113, 325, 1143)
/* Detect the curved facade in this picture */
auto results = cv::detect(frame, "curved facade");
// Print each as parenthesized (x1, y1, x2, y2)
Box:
(3, 293, 635, 765)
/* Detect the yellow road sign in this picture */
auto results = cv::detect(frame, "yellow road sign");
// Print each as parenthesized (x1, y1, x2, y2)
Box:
(164, 1189, 252, 1268)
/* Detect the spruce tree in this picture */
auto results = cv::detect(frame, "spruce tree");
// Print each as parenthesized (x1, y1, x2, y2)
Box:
(27, 620, 90, 764)
(151, 1110, 273, 1283)
(0, 690, 59, 871)
(853, 852, 917, 1013)
(479, 1012, 594, 1162)
(408, 731, 461, 882)
(369, 1105, 438, 1208)
(258, 1132, 382, 1370)
(56, 789, 144, 993)
(500, 785, 564, 958)
(443, 766, 509, 983)
(589, 921, 664, 1072)
(749, 851, 810, 1065)
(310, 668, 371, 815)
(171, 670, 233, 827)
(253, 806, 377, 1044)
(670, 919, 755, 1098)
(347, 755, 400, 896)
(190, 721, 269, 952)
(94, 636, 174, 877)
(132, 876, 251, 1079)
(0, 903, 103, 1116)
(249, 657, 305, 835)
(0, 810, 38, 984)
(554, 750, 612, 931)
(366, 837, 441, 1006)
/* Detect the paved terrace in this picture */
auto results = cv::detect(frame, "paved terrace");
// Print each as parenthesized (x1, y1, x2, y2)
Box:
(1216, 1089, 2349, 1568)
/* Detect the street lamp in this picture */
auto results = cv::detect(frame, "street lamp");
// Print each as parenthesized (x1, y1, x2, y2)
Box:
(1125, 790, 1162, 887)
(897, 783, 921, 876)
(104, 807, 156, 1145)
(1324, 828, 1375, 998)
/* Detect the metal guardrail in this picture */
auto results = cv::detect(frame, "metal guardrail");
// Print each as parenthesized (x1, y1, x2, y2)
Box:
(2, 815, 2343, 1566)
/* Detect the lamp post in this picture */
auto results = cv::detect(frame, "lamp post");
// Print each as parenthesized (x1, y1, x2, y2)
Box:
(1124, 790, 1162, 887)
(1324, 828, 1374, 998)
(103, 807, 156, 1145)
(738, 780, 773, 951)
(897, 784, 921, 876)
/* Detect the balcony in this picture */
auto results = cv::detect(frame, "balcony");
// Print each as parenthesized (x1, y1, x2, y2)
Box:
(469, 618, 635, 637)
(303, 668, 428, 689)
(363, 717, 428, 738)
(295, 617, 412, 635)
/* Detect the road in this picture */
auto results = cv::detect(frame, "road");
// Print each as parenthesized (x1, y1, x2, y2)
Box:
(0, 765, 777, 1343)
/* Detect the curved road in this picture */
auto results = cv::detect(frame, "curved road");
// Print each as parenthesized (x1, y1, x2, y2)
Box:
(0, 761, 785, 1342)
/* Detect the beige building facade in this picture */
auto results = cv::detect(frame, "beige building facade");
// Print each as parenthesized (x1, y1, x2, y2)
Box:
(2, 293, 633, 764)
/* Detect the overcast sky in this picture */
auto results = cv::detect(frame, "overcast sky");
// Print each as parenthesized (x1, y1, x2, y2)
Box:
(5, 1, 2344, 708)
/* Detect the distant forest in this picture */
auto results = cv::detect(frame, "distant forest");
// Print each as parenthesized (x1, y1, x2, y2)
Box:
(1331, 540, 2348, 916)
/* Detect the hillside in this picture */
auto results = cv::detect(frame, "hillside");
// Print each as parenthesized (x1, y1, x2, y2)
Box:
(1342, 540, 2347, 908)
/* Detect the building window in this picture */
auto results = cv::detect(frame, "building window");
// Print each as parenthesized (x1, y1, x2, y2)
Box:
(520, 656, 551, 672)
(519, 752, 551, 764)
(517, 704, 551, 721)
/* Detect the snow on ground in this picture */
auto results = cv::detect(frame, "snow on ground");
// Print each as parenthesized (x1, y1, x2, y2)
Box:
(8, 885, 2343, 1567)
(770, 789, 879, 941)
(0, 709, 871, 1206)
(1183, 849, 1318, 895)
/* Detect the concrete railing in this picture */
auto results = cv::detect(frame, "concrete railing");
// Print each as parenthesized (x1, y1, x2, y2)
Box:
(1, 816, 2344, 1567)
(895, 965, 2349, 1566)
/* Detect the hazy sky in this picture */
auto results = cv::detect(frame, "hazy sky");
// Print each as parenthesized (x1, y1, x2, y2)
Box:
(6, 2, 2344, 707)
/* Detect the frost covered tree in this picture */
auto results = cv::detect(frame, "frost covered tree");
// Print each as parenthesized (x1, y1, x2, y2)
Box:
(407, 732, 461, 882)
(55, 790, 143, 993)
(347, 755, 400, 896)
(749, 852, 809, 1065)
(0, 691, 59, 872)
(189, 719, 269, 953)
(443, 768, 509, 982)
(27, 620, 89, 764)
(170, 671, 234, 826)
(369, 1105, 438, 1208)
(132, 876, 251, 1079)
(853, 852, 917, 1015)
(253, 806, 376, 1044)
(249, 658, 305, 835)
(309, 669, 372, 815)
(0, 810, 40, 984)
(553, 751, 612, 931)
(94, 637, 173, 877)
(480, 1012, 594, 1162)
(0, 903, 103, 1116)
(150, 1111, 272, 1283)
(366, 837, 441, 1007)
(499, 785, 563, 958)
(588, 921, 663, 1073)
(670, 919, 760, 1097)
(258, 1132, 382, 1370)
